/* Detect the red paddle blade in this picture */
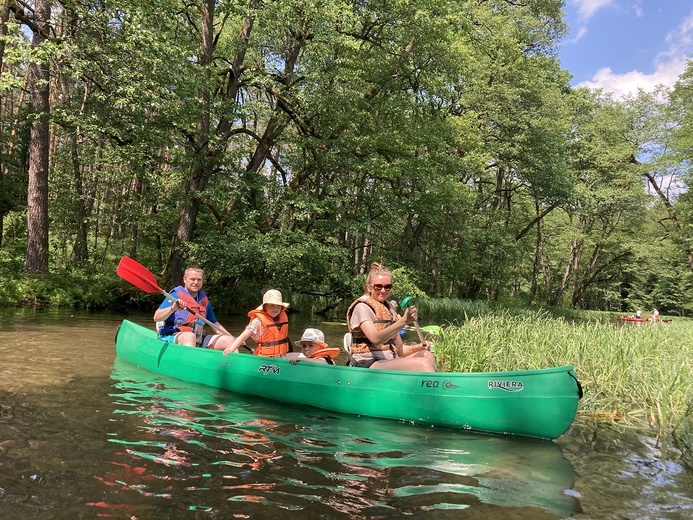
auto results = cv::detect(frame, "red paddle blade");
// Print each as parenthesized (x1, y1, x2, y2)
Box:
(116, 256, 164, 294)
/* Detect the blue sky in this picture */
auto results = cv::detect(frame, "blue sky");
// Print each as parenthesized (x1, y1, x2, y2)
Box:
(558, 1, 693, 98)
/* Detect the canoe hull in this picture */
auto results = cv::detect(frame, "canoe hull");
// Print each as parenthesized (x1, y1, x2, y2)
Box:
(115, 320, 580, 439)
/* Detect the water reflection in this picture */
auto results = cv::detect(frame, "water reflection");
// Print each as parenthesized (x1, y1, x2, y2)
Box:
(101, 358, 579, 519)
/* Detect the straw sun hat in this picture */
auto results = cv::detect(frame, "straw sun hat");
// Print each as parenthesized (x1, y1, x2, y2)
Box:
(257, 289, 290, 310)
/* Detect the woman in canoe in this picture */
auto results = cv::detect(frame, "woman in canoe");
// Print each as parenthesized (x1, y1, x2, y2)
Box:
(346, 262, 436, 372)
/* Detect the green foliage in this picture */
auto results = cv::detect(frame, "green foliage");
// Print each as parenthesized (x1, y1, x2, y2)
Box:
(0, 247, 126, 308)
(0, 270, 76, 307)
(187, 226, 357, 313)
(1, 2, 692, 318)
(670, 60, 693, 172)
(387, 266, 428, 303)
(416, 298, 492, 325)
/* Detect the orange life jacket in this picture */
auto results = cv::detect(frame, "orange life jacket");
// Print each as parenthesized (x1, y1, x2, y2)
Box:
(309, 347, 341, 364)
(248, 308, 290, 357)
(161, 286, 208, 334)
(346, 296, 397, 355)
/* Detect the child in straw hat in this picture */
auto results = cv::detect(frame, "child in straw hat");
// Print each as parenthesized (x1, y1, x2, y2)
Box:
(223, 289, 291, 357)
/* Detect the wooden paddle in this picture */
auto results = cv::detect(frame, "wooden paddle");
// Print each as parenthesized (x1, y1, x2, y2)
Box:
(116, 256, 228, 336)
(399, 296, 425, 344)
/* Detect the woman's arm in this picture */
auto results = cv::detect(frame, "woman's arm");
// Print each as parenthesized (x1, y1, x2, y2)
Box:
(395, 340, 431, 357)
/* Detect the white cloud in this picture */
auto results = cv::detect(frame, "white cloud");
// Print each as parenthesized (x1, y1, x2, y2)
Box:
(572, 0, 615, 21)
(662, 10, 693, 54)
(567, 25, 589, 44)
(566, 0, 615, 43)
(633, 2, 644, 18)
(576, 64, 683, 98)
(577, 10, 693, 98)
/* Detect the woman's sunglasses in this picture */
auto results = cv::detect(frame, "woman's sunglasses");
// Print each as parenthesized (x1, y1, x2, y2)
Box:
(371, 284, 393, 291)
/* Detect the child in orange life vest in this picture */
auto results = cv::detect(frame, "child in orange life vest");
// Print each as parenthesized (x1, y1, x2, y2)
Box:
(223, 289, 291, 357)
(288, 328, 341, 365)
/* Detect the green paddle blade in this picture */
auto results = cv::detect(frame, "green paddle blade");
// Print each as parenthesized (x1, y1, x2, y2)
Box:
(400, 296, 414, 310)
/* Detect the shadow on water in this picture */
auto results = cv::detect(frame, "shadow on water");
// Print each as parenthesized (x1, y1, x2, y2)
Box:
(94, 359, 580, 519)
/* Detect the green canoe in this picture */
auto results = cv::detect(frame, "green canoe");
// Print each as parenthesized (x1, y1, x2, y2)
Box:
(115, 319, 582, 439)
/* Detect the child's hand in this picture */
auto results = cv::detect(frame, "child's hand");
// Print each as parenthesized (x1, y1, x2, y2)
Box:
(223, 346, 236, 356)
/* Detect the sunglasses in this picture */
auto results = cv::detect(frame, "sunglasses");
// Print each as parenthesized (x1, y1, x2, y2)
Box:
(371, 283, 393, 291)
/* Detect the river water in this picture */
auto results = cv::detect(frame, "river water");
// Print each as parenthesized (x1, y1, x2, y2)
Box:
(0, 309, 690, 519)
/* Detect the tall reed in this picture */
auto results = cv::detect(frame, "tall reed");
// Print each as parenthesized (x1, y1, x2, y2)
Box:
(432, 311, 692, 465)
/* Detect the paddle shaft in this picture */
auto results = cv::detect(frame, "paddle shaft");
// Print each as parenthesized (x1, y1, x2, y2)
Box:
(161, 288, 253, 352)
(400, 296, 425, 344)
(411, 319, 425, 344)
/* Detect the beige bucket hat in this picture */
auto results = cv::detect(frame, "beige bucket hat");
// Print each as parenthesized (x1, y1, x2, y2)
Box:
(257, 289, 290, 310)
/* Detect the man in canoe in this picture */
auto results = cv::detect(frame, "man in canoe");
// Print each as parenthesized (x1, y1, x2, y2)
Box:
(153, 266, 236, 351)
(346, 262, 436, 372)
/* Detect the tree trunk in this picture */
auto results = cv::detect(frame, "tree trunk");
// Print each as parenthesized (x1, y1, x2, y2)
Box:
(549, 234, 581, 307)
(515, 205, 555, 241)
(127, 174, 145, 260)
(25, 0, 51, 274)
(529, 210, 542, 303)
(646, 171, 693, 272)
(69, 133, 89, 265)
(165, 0, 216, 285)
(0, 0, 9, 74)
(0, 1, 18, 248)
(630, 154, 693, 273)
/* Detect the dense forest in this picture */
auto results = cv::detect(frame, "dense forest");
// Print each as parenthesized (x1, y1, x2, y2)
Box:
(1, 0, 692, 315)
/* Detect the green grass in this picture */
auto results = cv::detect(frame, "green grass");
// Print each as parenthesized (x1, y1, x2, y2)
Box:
(429, 310, 692, 468)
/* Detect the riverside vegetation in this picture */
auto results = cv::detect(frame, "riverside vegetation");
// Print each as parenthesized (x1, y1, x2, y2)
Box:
(5, 1, 693, 320)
